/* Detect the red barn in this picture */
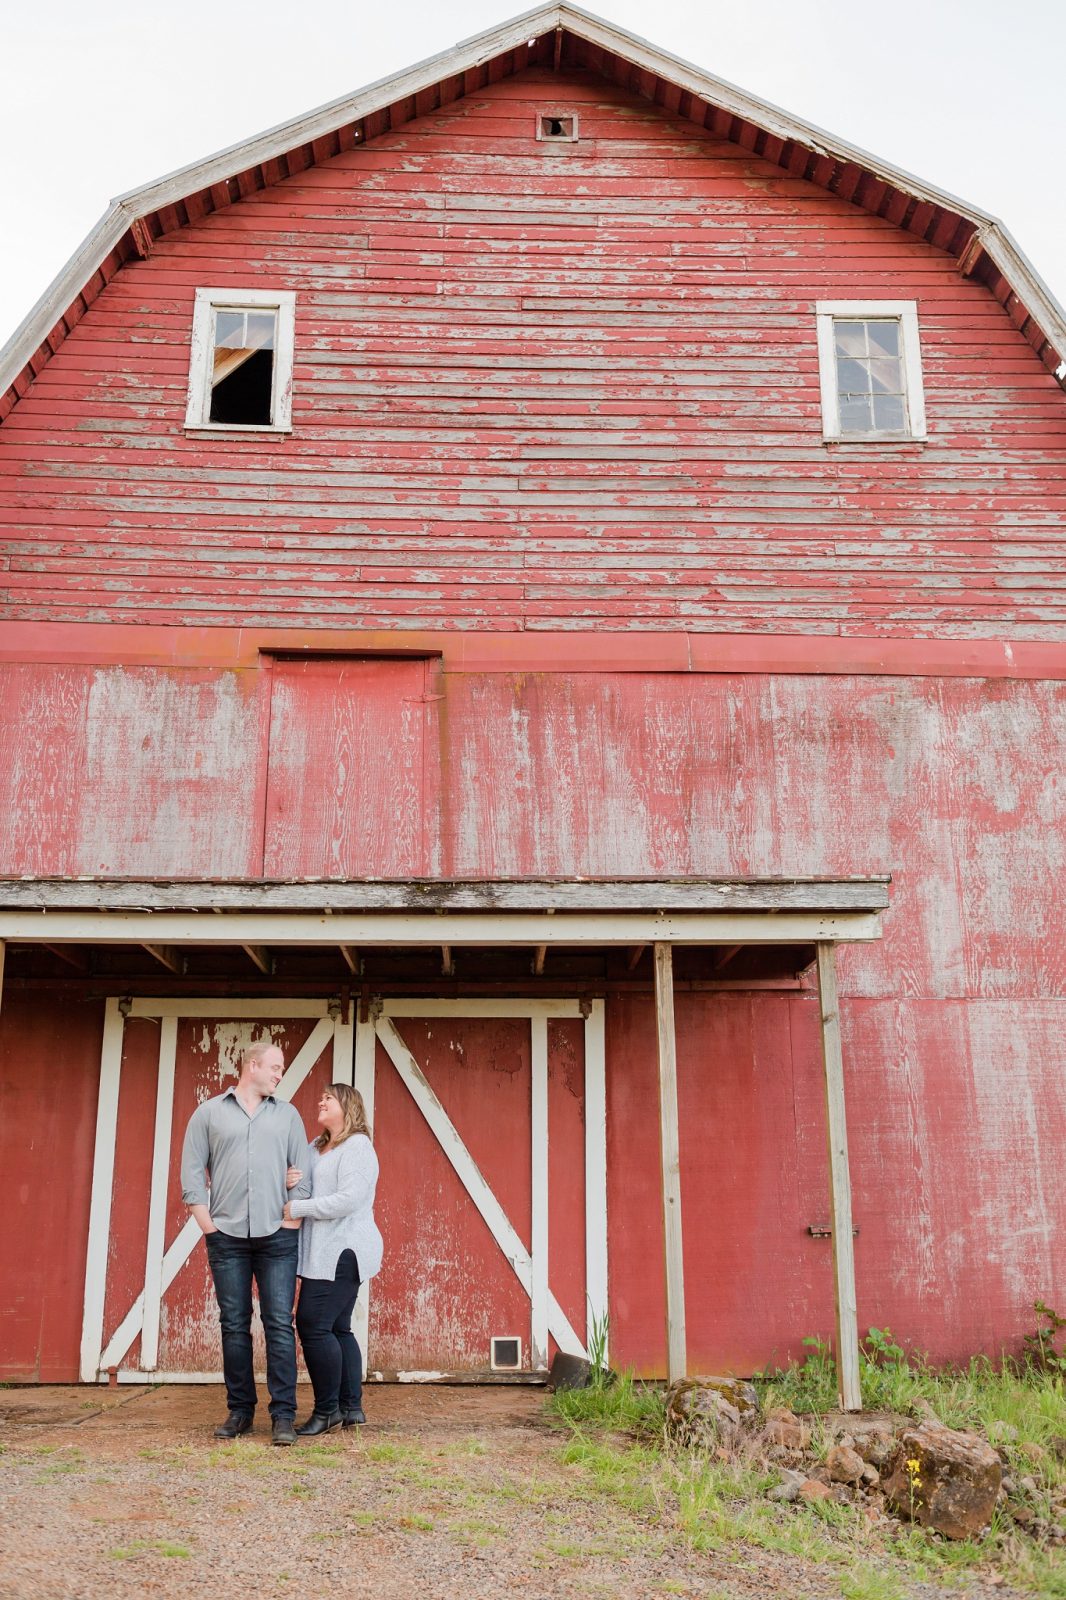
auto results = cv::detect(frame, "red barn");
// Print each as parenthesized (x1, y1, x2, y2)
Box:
(1, 5, 1064, 1405)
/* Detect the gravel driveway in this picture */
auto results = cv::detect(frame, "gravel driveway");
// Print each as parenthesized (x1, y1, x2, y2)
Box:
(0, 1385, 1024, 1599)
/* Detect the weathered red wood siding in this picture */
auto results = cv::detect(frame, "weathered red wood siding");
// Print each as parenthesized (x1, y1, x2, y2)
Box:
(1, 661, 1064, 1375)
(1, 68, 1064, 636)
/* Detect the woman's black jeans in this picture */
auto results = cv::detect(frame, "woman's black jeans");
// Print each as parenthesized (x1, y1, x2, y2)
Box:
(295, 1249, 362, 1416)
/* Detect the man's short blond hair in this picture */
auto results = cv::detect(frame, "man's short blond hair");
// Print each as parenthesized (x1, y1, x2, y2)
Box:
(240, 1040, 278, 1071)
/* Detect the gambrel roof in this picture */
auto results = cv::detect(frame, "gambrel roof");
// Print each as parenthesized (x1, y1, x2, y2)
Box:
(2, 1, 1064, 422)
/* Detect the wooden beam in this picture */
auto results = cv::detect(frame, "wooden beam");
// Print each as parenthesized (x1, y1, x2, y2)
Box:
(532, 944, 547, 976)
(339, 945, 359, 974)
(43, 943, 91, 972)
(816, 942, 862, 1412)
(653, 943, 686, 1384)
(0, 877, 892, 915)
(712, 944, 743, 972)
(242, 944, 272, 974)
(441, 945, 455, 977)
(142, 944, 183, 975)
(626, 944, 646, 970)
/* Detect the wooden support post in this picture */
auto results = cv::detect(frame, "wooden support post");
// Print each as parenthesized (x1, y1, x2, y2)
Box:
(441, 945, 455, 977)
(532, 945, 547, 976)
(339, 945, 359, 974)
(242, 944, 271, 974)
(653, 942, 686, 1384)
(816, 942, 862, 1412)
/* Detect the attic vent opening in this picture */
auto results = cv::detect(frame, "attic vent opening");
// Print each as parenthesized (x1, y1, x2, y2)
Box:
(538, 113, 578, 142)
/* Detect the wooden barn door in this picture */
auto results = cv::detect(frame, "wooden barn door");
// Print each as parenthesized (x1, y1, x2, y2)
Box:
(262, 655, 440, 877)
(356, 1000, 607, 1376)
(80, 999, 351, 1383)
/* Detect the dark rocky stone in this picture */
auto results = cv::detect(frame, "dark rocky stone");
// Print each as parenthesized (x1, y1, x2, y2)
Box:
(665, 1379, 745, 1447)
(883, 1420, 1002, 1540)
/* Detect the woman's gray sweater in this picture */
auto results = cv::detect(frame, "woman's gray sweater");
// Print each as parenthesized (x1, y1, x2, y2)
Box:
(288, 1134, 383, 1282)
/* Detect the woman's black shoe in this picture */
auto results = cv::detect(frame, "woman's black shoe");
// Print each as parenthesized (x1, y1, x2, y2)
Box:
(295, 1410, 343, 1436)
(342, 1407, 366, 1427)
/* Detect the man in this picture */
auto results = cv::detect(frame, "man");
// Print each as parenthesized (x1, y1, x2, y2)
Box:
(181, 1041, 310, 1445)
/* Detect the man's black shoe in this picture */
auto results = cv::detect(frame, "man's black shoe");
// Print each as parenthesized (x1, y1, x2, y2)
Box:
(214, 1412, 254, 1439)
(342, 1407, 366, 1427)
(271, 1416, 298, 1447)
(295, 1410, 343, 1437)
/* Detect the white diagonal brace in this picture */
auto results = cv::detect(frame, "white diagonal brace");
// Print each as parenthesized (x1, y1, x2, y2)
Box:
(96, 1015, 335, 1376)
(376, 1017, 584, 1358)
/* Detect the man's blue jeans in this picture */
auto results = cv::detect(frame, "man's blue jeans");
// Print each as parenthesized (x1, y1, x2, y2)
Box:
(205, 1227, 299, 1419)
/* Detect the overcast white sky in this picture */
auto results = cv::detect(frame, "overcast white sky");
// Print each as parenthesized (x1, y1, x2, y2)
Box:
(1, 0, 1064, 345)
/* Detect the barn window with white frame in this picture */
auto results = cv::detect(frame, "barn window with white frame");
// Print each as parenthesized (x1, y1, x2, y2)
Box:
(185, 288, 296, 432)
(815, 300, 926, 441)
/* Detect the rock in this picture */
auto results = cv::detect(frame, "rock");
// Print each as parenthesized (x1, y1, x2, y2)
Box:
(764, 1407, 811, 1452)
(862, 1463, 881, 1486)
(1018, 1441, 1047, 1466)
(1011, 1504, 1034, 1526)
(827, 1444, 865, 1485)
(913, 1397, 942, 1423)
(799, 1479, 834, 1503)
(1019, 1475, 1038, 1496)
(1048, 1435, 1066, 1463)
(665, 1379, 743, 1447)
(547, 1352, 592, 1390)
(687, 1374, 761, 1414)
(767, 1468, 806, 1504)
(849, 1420, 897, 1467)
(882, 1421, 1002, 1540)
(1001, 1475, 1016, 1495)
(988, 1420, 1019, 1445)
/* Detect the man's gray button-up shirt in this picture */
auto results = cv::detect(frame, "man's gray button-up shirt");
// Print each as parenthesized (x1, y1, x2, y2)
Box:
(180, 1088, 311, 1238)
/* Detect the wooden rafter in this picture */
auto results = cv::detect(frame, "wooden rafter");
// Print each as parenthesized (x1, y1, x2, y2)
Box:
(142, 944, 183, 975)
(242, 944, 272, 974)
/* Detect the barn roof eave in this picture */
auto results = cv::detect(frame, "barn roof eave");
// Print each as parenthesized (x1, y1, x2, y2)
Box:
(2, 1, 1065, 420)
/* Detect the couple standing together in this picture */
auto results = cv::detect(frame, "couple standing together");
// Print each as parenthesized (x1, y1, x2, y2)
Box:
(179, 1041, 383, 1446)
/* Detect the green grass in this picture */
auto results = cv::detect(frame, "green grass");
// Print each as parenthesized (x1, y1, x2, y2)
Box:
(545, 1349, 1066, 1598)
(109, 1540, 191, 1561)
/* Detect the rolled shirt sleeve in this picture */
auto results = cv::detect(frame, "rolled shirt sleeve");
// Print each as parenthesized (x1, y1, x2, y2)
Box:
(180, 1103, 211, 1208)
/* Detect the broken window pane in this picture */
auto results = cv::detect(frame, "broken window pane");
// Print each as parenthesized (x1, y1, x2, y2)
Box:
(209, 305, 277, 426)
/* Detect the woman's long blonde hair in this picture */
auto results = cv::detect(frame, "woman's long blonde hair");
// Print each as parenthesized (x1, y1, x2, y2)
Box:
(315, 1082, 372, 1152)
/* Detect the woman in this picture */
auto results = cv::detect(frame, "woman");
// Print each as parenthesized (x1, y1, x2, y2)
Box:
(283, 1083, 383, 1435)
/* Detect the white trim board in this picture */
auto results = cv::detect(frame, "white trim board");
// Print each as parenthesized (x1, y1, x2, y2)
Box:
(0, 909, 883, 945)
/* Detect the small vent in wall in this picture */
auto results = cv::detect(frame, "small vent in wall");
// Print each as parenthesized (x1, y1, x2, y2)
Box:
(490, 1335, 522, 1370)
(537, 113, 578, 142)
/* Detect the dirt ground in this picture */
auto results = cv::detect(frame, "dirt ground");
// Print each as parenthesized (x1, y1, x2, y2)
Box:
(0, 1385, 1021, 1600)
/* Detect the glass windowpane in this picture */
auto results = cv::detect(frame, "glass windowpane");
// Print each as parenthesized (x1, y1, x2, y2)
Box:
(247, 312, 277, 349)
(834, 322, 867, 356)
(869, 358, 902, 394)
(836, 357, 870, 394)
(214, 309, 244, 348)
(839, 395, 873, 431)
(873, 394, 906, 431)
(867, 321, 900, 357)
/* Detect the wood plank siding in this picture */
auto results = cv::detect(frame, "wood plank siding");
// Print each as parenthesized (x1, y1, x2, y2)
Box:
(1, 68, 1064, 638)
